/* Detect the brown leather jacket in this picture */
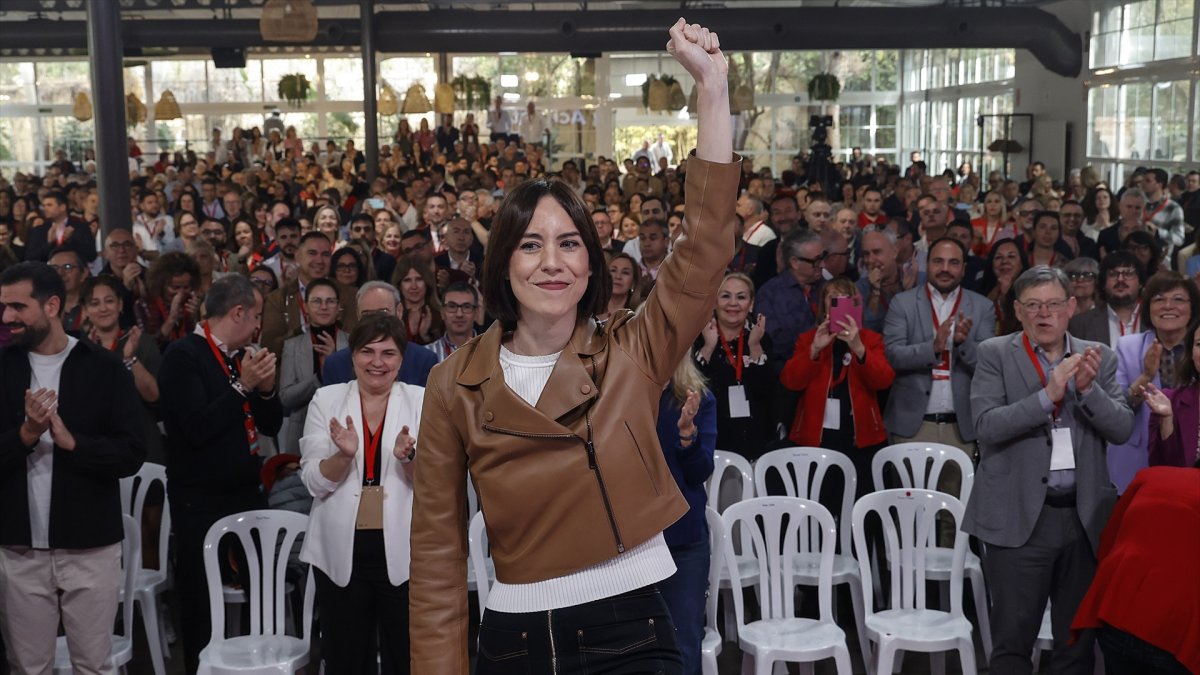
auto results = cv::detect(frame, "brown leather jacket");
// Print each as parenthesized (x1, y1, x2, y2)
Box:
(409, 153, 740, 673)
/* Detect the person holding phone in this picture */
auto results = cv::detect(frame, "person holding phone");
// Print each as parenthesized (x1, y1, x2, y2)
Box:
(781, 276, 894, 494)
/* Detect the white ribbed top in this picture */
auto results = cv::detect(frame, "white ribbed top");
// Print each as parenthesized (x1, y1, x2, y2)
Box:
(485, 345, 676, 613)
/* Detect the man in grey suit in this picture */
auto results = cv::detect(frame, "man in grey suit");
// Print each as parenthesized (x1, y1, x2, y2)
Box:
(884, 238, 995, 533)
(969, 265, 1133, 675)
(1066, 251, 1144, 349)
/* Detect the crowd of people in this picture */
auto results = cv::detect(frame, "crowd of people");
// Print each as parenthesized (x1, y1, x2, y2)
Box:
(2, 21, 1200, 675)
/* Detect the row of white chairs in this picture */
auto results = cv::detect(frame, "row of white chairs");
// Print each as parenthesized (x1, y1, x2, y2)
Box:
(706, 443, 993, 671)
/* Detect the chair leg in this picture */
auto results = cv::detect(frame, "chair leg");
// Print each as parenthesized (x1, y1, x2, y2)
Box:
(892, 649, 904, 674)
(969, 570, 994, 661)
(137, 591, 167, 675)
(958, 637, 977, 675)
(741, 651, 755, 675)
(701, 650, 719, 675)
(722, 588, 738, 643)
(875, 640, 897, 675)
(796, 662, 813, 675)
(847, 579, 871, 673)
(832, 644, 854, 675)
(930, 650, 946, 675)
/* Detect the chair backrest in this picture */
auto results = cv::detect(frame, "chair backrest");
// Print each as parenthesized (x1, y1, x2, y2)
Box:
(851, 489, 967, 618)
(202, 510, 315, 649)
(708, 450, 754, 513)
(722, 497, 837, 630)
(754, 447, 856, 555)
(872, 442, 975, 502)
(468, 509, 491, 618)
(703, 507, 724, 634)
(119, 462, 170, 574)
(118, 514, 141, 641)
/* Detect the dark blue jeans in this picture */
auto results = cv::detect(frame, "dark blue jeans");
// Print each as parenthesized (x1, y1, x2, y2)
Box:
(1097, 625, 1191, 675)
(657, 539, 711, 675)
(475, 585, 683, 675)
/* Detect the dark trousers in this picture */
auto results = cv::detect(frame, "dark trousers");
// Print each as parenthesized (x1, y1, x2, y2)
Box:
(313, 530, 410, 675)
(658, 539, 711, 675)
(170, 490, 264, 675)
(983, 502, 1097, 675)
(1097, 625, 1191, 675)
(475, 585, 683, 675)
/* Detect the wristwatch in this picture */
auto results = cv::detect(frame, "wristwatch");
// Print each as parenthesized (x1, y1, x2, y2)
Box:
(123, 356, 138, 371)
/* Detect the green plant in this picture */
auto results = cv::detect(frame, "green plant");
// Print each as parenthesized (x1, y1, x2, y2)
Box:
(451, 75, 491, 110)
(808, 73, 841, 102)
(277, 73, 311, 107)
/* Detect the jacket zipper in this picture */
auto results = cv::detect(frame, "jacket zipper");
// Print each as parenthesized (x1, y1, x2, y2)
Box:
(548, 609, 558, 674)
(482, 421, 626, 554)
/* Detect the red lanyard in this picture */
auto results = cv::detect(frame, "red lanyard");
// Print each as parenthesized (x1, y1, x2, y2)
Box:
(202, 322, 260, 455)
(719, 330, 745, 382)
(802, 286, 819, 317)
(1022, 333, 1063, 420)
(927, 286, 964, 335)
(1117, 306, 1139, 337)
(1145, 199, 1168, 223)
(106, 330, 125, 353)
(730, 246, 748, 272)
(361, 395, 388, 483)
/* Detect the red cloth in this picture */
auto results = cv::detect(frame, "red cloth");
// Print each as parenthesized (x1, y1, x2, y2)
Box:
(1071, 466, 1200, 674)
(858, 211, 888, 229)
(781, 328, 894, 448)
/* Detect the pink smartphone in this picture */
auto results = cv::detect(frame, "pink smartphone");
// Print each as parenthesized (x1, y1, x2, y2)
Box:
(829, 296, 863, 331)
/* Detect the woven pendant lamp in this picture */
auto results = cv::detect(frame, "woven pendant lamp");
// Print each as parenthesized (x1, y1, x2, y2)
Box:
(126, 93, 147, 126)
(260, 0, 319, 43)
(73, 91, 93, 122)
(378, 84, 398, 117)
(154, 90, 182, 120)
(401, 83, 432, 114)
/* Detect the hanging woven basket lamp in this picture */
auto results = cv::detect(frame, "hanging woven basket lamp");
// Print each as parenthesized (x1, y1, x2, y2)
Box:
(73, 91, 93, 122)
(260, 0, 319, 43)
(126, 93, 147, 127)
(154, 90, 182, 120)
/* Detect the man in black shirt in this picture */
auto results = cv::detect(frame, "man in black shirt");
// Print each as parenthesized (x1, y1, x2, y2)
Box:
(158, 274, 282, 673)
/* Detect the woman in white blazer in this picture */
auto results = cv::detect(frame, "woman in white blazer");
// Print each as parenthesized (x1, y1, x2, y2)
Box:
(299, 314, 423, 675)
(279, 278, 349, 454)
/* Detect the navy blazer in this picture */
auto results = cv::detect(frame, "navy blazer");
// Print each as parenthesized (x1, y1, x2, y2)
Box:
(322, 341, 437, 387)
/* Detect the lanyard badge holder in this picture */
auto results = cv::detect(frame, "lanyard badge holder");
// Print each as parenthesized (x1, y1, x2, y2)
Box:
(1022, 334, 1077, 471)
(356, 400, 387, 530)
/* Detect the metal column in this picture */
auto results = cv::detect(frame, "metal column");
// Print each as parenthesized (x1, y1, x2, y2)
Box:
(87, 0, 131, 235)
(361, 0, 378, 183)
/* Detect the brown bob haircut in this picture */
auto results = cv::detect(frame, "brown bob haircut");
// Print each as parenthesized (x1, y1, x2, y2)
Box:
(482, 177, 611, 329)
(349, 313, 408, 355)
(1139, 271, 1200, 330)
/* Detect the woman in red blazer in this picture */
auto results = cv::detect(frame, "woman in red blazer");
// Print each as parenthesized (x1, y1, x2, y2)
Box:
(781, 276, 895, 494)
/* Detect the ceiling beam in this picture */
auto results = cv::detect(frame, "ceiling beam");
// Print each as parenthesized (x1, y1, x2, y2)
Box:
(0, 7, 1082, 76)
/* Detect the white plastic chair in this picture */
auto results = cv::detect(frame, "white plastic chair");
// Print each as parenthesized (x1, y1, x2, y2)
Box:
(118, 462, 171, 675)
(873, 442, 993, 660)
(700, 507, 724, 675)
(53, 514, 139, 674)
(722, 497, 853, 675)
(707, 450, 759, 641)
(754, 447, 869, 671)
(198, 510, 315, 674)
(1032, 602, 1053, 672)
(852, 489, 977, 675)
(467, 510, 497, 619)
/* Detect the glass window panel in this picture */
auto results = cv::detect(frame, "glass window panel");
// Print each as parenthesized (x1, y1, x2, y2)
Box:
(930, 50, 946, 89)
(1091, 31, 1121, 68)
(35, 61, 90, 105)
(261, 58, 318, 105)
(208, 62, 263, 103)
(0, 62, 36, 104)
(875, 51, 898, 90)
(1094, 5, 1122, 33)
(155, 60, 207, 104)
(124, 65, 146, 103)
(43, 116, 95, 161)
(774, 104, 807, 152)
(877, 128, 896, 149)
(327, 111, 365, 148)
(945, 49, 960, 87)
(1125, 0, 1156, 27)
(1160, 0, 1194, 21)
(1088, 86, 1118, 158)
(841, 51, 873, 92)
(323, 57, 366, 101)
(1155, 19, 1193, 60)
(1120, 25, 1155, 64)
(1151, 80, 1189, 161)
(0, 116, 38, 168)
(736, 108, 773, 158)
(839, 105, 871, 129)
(1119, 82, 1152, 159)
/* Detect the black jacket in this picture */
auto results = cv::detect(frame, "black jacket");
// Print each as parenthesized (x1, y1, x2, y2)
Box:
(0, 340, 145, 548)
(24, 217, 97, 263)
(158, 334, 283, 503)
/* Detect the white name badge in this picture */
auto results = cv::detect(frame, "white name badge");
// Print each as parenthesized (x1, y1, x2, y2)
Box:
(728, 385, 751, 419)
(1050, 427, 1076, 471)
(823, 398, 841, 430)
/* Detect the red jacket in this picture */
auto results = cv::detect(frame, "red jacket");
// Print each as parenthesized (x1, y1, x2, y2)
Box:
(781, 328, 894, 448)
(1071, 467, 1200, 674)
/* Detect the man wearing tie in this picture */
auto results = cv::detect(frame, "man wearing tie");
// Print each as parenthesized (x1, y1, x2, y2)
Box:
(969, 265, 1133, 675)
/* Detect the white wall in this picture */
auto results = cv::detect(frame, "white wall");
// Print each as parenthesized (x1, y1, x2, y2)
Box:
(1011, 0, 1092, 177)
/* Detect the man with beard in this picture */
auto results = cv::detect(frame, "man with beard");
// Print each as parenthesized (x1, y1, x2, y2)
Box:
(1069, 252, 1145, 350)
(47, 248, 89, 335)
(260, 217, 301, 286)
(1059, 200, 1100, 261)
(0, 261, 144, 675)
(752, 194, 802, 289)
(1141, 168, 1185, 260)
(221, 188, 244, 228)
(1097, 190, 1149, 260)
(856, 228, 904, 332)
(260, 231, 358, 358)
(26, 190, 95, 264)
(97, 228, 145, 329)
(200, 216, 243, 274)
(883, 237, 995, 538)
(426, 282, 481, 363)
(421, 193, 450, 253)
